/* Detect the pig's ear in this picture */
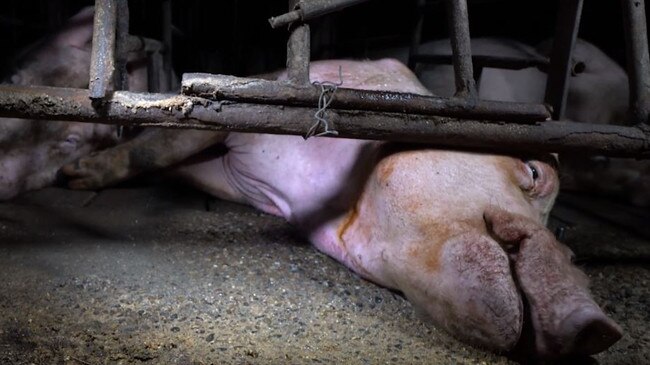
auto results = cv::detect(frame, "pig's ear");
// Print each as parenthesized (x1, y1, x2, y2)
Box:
(53, 6, 95, 49)
(484, 206, 623, 357)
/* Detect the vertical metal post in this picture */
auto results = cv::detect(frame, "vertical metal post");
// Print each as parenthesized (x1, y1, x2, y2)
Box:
(114, 0, 129, 91)
(89, 0, 118, 99)
(446, 0, 477, 100)
(148, 52, 164, 93)
(621, 0, 650, 125)
(543, 0, 583, 121)
(162, 0, 173, 91)
(286, 0, 311, 85)
(408, 0, 426, 71)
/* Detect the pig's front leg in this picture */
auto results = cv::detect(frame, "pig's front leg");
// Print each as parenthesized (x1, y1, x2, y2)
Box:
(61, 129, 227, 189)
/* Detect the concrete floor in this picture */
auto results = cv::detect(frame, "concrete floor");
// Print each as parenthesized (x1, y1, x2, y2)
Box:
(0, 185, 648, 365)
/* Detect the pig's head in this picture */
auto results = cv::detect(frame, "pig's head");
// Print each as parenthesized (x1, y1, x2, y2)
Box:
(0, 6, 153, 200)
(0, 119, 117, 200)
(337, 146, 622, 358)
(537, 39, 629, 125)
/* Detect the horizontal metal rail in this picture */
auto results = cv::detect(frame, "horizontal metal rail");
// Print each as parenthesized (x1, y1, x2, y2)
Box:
(0, 84, 647, 157)
(409, 54, 549, 71)
(269, 0, 370, 28)
(181, 73, 551, 122)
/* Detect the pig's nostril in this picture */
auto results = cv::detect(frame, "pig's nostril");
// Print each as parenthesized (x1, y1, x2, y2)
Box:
(561, 307, 623, 356)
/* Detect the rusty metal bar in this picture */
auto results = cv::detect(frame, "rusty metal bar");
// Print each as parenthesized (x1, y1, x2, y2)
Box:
(114, 0, 129, 91)
(162, 0, 173, 91)
(286, 0, 311, 85)
(408, 0, 426, 71)
(269, 0, 370, 29)
(126, 36, 165, 54)
(544, 0, 583, 120)
(89, 0, 118, 99)
(409, 54, 549, 72)
(621, 0, 650, 125)
(0, 85, 647, 157)
(181, 73, 551, 122)
(445, 0, 477, 100)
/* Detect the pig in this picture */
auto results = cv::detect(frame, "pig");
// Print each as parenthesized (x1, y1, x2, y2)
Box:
(60, 59, 622, 358)
(392, 37, 648, 206)
(0, 6, 152, 200)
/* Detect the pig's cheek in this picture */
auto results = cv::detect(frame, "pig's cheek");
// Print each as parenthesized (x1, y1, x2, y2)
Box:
(407, 234, 523, 351)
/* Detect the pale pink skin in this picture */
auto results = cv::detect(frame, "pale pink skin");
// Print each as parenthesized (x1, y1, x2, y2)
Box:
(0, 15, 624, 356)
(0, 7, 150, 200)
(400, 38, 648, 206)
(172, 59, 622, 357)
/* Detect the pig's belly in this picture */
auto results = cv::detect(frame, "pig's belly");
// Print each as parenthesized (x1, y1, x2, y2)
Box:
(221, 133, 377, 227)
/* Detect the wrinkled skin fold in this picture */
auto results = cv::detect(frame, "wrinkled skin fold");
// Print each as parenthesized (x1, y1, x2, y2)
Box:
(484, 207, 623, 356)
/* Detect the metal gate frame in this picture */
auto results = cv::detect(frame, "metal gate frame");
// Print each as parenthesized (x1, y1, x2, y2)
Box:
(0, 0, 648, 157)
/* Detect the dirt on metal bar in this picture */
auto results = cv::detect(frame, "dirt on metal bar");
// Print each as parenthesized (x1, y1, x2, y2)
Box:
(445, 0, 477, 99)
(0, 85, 647, 157)
(89, 0, 118, 99)
(286, 0, 311, 85)
(181, 73, 551, 122)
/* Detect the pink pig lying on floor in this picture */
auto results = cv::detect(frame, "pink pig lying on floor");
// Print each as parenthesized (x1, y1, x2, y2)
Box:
(63, 59, 622, 358)
(0, 8, 622, 357)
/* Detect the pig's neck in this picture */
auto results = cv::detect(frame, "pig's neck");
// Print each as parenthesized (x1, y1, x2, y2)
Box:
(305, 150, 395, 289)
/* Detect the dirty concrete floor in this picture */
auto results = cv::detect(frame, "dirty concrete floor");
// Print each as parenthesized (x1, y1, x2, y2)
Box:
(0, 185, 648, 365)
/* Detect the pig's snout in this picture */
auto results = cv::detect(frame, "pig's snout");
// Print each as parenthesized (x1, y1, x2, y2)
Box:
(556, 306, 622, 356)
(484, 206, 622, 357)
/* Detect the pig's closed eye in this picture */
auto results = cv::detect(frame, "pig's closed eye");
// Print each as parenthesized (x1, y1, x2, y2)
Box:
(59, 134, 81, 152)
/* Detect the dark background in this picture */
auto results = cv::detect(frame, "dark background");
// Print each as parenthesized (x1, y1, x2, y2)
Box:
(0, 0, 638, 79)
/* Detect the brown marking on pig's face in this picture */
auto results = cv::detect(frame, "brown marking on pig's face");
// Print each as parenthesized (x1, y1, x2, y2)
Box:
(338, 147, 620, 357)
